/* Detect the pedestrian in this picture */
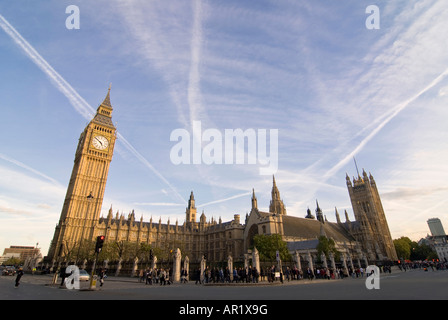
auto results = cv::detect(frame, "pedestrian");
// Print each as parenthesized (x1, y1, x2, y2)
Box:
(59, 265, 67, 287)
(15, 267, 24, 288)
(285, 267, 290, 282)
(306, 267, 313, 280)
(195, 268, 201, 284)
(252, 267, 259, 283)
(139, 269, 144, 283)
(167, 268, 172, 285)
(181, 268, 188, 283)
(160, 269, 166, 285)
(99, 268, 106, 287)
(233, 268, 238, 283)
(146, 268, 152, 285)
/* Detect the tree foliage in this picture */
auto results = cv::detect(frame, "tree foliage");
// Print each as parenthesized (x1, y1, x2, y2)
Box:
(253, 234, 291, 262)
(2, 257, 23, 266)
(394, 237, 412, 260)
(316, 236, 340, 261)
(393, 236, 437, 260)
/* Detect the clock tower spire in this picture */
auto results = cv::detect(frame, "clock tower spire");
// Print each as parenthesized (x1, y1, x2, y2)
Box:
(47, 87, 117, 262)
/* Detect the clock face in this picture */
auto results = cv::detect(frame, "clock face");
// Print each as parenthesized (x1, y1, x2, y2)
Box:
(92, 135, 109, 150)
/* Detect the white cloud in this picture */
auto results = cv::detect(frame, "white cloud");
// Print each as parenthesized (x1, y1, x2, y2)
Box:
(0, 13, 186, 205)
(2, 1, 448, 251)
(439, 86, 448, 96)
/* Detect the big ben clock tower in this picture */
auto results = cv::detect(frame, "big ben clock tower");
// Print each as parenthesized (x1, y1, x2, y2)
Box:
(47, 87, 117, 262)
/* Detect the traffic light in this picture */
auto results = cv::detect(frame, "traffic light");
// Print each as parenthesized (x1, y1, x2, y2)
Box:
(95, 235, 105, 253)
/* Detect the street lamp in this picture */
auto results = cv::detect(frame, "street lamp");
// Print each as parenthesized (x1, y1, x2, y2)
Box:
(76, 192, 94, 264)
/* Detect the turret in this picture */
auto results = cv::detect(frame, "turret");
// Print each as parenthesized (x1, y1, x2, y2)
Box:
(251, 188, 258, 210)
(369, 172, 375, 185)
(269, 175, 287, 215)
(107, 205, 113, 222)
(362, 169, 369, 181)
(346, 173, 352, 187)
(305, 207, 315, 219)
(335, 207, 341, 224)
(186, 191, 197, 223)
(315, 200, 324, 223)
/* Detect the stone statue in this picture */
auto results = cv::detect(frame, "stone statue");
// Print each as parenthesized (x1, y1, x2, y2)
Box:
(173, 248, 182, 283)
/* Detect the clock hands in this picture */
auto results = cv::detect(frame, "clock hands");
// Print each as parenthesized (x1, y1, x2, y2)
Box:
(92, 136, 109, 150)
(95, 137, 103, 146)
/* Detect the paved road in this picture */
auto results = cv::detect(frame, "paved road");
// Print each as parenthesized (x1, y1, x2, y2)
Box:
(1, 268, 447, 301)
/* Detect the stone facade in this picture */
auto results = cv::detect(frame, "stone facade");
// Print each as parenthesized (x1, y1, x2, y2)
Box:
(92, 193, 245, 263)
(47, 87, 116, 262)
(346, 171, 398, 261)
(46, 88, 398, 268)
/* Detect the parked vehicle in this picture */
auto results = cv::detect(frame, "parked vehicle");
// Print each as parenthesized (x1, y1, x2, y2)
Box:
(79, 269, 90, 282)
(2, 266, 16, 276)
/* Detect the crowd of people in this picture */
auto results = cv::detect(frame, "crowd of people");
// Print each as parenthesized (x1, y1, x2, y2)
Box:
(138, 267, 180, 285)
(135, 264, 391, 285)
(397, 260, 448, 271)
(10, 260, 448, 290)
(127, 260, 448, 287)
(194, 266, 260, 284)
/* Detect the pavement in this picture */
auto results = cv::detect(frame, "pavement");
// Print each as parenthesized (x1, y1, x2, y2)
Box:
(1, 267, 447, 301)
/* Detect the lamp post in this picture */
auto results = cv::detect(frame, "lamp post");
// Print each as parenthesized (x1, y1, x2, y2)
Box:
(76, 192, 94, 264)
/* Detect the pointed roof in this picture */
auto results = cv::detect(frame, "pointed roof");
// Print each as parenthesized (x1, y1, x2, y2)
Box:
(187, 191, 196, 209)
(315, 199, 324, 223)
(101, 83, 113, 109)
(344, 210, 351, 223)
(251, 188, 258, 210)
(271, 175, 280, 200)
(92, 85, 115, 128)
(270, 175, 287, 215)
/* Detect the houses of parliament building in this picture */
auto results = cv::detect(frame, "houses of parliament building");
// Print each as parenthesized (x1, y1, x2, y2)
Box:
(45, 89, 398, 269)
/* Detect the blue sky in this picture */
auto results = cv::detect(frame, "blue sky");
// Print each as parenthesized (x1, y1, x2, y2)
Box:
(1, 1, 448, 256)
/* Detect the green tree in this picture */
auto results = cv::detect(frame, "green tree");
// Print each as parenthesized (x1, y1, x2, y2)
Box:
(137, 243, 154, 262)
(253, 234, 291, 262)
(393, 236, 437, 261)
(410, 242, 436, 261)
(2, 257, 22, 266)
(393, 237, 412, 260)
(101, 240, 138, 262)
(316, 236, 340, 261)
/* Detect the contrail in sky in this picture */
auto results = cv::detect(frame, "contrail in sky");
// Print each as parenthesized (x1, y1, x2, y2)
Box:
(324, 66, 448, 180)
(197, 191, 252, 208)
(0, 13, 186, 204)
(188, 0, 205, 126)
(0, 153, 63, 187)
